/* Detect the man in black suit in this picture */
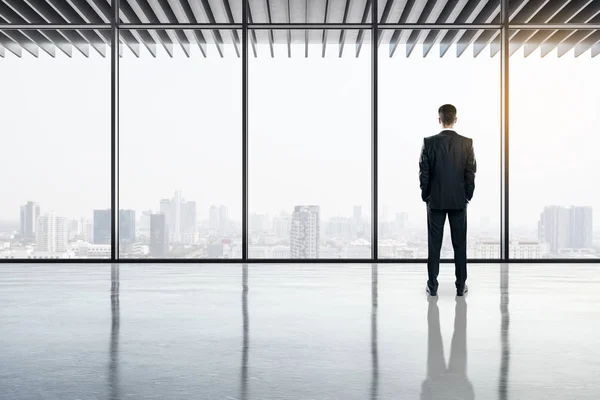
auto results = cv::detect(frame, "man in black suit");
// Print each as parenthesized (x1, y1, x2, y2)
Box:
(419, 104, 476, 297)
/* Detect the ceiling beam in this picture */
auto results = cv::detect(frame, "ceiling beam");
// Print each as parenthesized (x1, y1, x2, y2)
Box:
(198, 0, 226, 58)
(45, 0, 107, 56)
(509, 0, 576, 56)
(338, 0, 353, 57)
(246, 3, 258, 57)
(154, 0, 191, 57)
(523, 0, 594, 57)
(540, 2, 600, 56)
(389, 0, 417, 57)
(574, 30, 600, 57)
(127, 0, 174, 57)
(422, 0, 464, 57)
(286, 0, 292, 57)
(405, 0, 444, 58)
(355, 0, 371, 58)
(265, 0, 275, 57)
(0, 3, 56, 57)
(0, 32, 22, 57)
(3, 0, 74, 56)
(449, 1, 499, 58)
(322, 0, 331, 58)
(436, 0, 488, 58)
(22, 0, 91, 57)
(221, 0, 241, 57)
(0, 25, 38, 57)
(168, 0, 208, 57)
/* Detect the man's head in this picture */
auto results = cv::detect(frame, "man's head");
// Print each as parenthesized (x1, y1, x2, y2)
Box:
(438, 104, 457, 128)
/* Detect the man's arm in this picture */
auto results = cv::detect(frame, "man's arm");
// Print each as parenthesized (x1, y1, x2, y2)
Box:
(419, 138, 430, 202)
(465, 139, 477, 202)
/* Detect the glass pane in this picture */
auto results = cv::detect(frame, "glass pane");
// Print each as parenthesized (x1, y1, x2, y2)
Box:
(249, 29, 372, 259)
(378, 29, 501, 259)
(119, 30, 242, 259)
(120, 0, 241, 23)
(510, 30, 600, 259)
(0, 29, 111, 259)
(379, 0, 501, 24)
(250, 0, 370, 23)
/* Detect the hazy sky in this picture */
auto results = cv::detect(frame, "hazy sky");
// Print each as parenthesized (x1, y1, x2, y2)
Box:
(1, 36, 598, 235)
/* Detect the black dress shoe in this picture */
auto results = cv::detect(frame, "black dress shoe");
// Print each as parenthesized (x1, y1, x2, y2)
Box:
(457, 285, 469, 297)
(426, 285, 437, 297)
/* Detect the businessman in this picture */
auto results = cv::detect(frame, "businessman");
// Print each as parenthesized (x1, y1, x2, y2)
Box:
(419, 104, 476, 297)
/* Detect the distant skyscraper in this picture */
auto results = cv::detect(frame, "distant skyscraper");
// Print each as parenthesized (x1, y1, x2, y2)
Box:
(219, 205, 229, 235)
(273, 211, 292, 239)
(93, 209, 111, 244)
(119, 210, 136, 244)
(290, 205, 320, 259)
(570, 206, 593, 249)
(36, 212, 68, 253)
(181, 201, 197, 235)
(150, 213, 169, 257)
(538, 206, 593, 252)
(81, 217, 93, 242)
(160, 191, 195, 242)
(140, 210, 152, 234)
(20, 201, 40, 241)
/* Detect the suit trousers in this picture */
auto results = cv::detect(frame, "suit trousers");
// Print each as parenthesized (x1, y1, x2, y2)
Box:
(427, 206, 468, 290)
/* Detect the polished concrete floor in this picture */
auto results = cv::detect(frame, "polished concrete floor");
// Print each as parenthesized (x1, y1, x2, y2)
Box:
(1, 264, 599, 400)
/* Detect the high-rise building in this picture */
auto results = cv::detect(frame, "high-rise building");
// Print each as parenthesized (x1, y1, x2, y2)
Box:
(570, 206, 593, 249)
(81, 217, 93, 242)
(150, 213, 169, 257)
(181, 201, 197, 235)
(68, 219, 80, 241)
(93, 209, 111, 244)
(538, 206, 593, 252)
(160, 191, 195, 243)
(290, 205, 320, 259)
(20, 201, 40, 241)
(273, 211, 292, 239)
(119, 210, 136, 244)
(36, 212, 68, 253)
(139, 210, 152, 235)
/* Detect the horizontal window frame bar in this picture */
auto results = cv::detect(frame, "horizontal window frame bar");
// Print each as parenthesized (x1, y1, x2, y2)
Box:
(1, 23, 599, 30)
(1, 259, 599, 264)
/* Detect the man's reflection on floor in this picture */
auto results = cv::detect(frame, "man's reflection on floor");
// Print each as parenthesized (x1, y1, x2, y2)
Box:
(109, 264, 120, 400)
(421, 297, 474, 400)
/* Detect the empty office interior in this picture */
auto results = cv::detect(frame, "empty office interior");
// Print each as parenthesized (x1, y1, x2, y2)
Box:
(2, 0, 600, 399)
(1, 0, 599, 261)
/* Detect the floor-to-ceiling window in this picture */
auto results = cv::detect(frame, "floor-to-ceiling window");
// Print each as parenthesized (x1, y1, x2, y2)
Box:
(248, 29, 372, 259)
(510, 30, 600, 259)
(378, 29, 501, 259)
(119, 29, 242, 259)
(0, 29, 111, 259)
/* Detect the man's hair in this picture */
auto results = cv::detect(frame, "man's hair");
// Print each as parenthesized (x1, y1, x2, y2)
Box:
(438, 104, 457, 126)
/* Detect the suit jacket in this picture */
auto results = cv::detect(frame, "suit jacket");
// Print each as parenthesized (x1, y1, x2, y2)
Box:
(419, 130, 476, 210)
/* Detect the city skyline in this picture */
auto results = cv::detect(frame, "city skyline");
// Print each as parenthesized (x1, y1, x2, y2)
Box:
(1, 193, 598, 259)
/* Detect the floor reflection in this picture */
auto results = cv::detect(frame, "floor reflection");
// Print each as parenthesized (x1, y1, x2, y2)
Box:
(371, 265, 379, 400)
(109, 264, 120, 400)
(422, 296, 474, 400)
(499, 264, 510, 400)
(241, 264, 249, 400)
